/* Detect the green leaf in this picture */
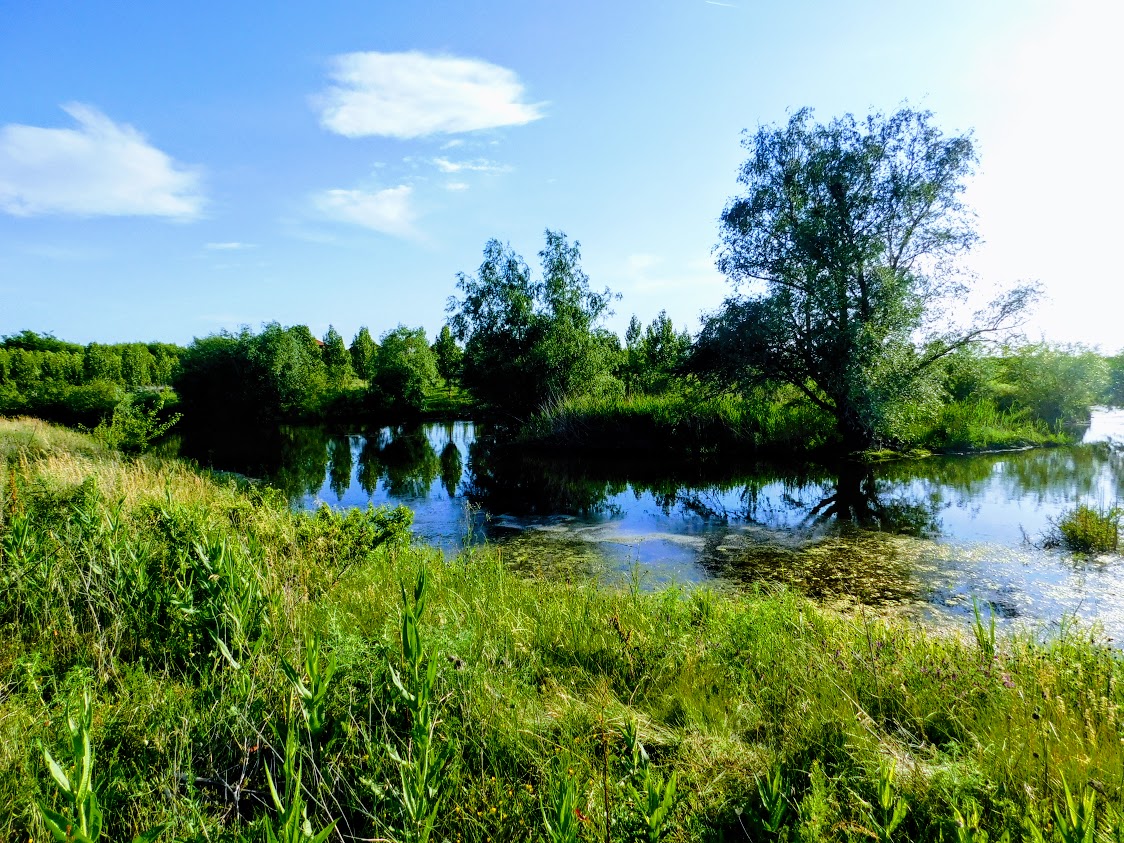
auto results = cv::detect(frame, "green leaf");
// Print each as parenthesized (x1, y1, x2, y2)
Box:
(131, 825, 166, 843)
(37, 804, 73, 843)
(214, 635, 242, 670)
(310, 820, 339, 843)
(43, 747, 72, 793)
(88, 794, 104, 841)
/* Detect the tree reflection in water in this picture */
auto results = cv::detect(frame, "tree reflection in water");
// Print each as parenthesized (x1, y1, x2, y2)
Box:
(327, 435, 353, 500)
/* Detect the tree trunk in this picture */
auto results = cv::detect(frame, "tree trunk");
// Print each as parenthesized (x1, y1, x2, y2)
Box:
(836, 402, 874, 453)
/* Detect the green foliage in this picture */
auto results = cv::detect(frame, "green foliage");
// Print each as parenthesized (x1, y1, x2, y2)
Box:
(263, 727, 337, 843)
(448, 230, 619, 416)
(754, 765, 790, 836)
(349, 326, 379, 381)
(175, 324, 327, 423)
(541, 773, 581, 843)
(919, 399, 1062, 452)
(1052, 776, 1097, 843)
(523, 387, 836, 454)
(431, 325, 463, 386)
(971, 598, 996, 661)
(120, 344, 155, 389)
(952, 800, 1009, 843)
(701, 106, 1034, 451)
(280, 634, 337, 748)
(994, 343, 1109, 428)
(863, 758, 908, 842)
(1106, 352, 1124, 407)
(381, 567, 454, 843)
(321, 325, 356, 388)
(623, 310, 691, 395)
(36, 692, 163, 843)
(83, 343, 123, 384)
(1047, 503, 1121, 553)
(370, 325, 440, 416)
(2, 329, 84, 354)
(88, 391, 180, 453)
(37, 692, 104, 843)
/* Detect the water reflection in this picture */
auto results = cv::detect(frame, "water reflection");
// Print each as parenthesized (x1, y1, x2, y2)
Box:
(174, 417, 1124, 642)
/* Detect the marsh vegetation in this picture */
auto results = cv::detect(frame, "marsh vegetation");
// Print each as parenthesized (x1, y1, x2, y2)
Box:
(2, 418, 1124, 842)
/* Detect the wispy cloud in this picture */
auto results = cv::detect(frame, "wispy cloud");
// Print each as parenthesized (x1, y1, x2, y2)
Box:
(444, 181, 470, 192)
(624, 253, 725, 293)
(205, 241, 256, 251)
(312, 185, 417, 237)
(316, 51, 545, 139)
(431, 156, 509, 174)
(0, 104, 204, 219)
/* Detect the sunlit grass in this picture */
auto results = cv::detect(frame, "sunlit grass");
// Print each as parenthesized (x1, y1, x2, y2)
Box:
(1, 418, 1122, 840)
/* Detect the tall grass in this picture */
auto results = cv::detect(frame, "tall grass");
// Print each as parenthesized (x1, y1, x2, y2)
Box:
(1, 417, 1122, 840)
(522, 393, 1071, 457)
(522, 390, 836, 455)
(911, 400, 1067, 452)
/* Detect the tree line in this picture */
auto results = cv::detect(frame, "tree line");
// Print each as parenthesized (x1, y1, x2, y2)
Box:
(0, 331, 181, 425)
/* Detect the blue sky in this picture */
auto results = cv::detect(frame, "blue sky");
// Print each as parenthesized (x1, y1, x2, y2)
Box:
(1, 0, 1120, 351)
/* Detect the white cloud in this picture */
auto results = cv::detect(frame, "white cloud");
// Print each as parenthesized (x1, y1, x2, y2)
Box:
(205, 241, 256, 251)
(624, 253, 725, 294)
(432, 156, 509, 174)
(0, 103, 204, 219)
(313, 185, 416, 237)
(441, 139, 464, 150)
(444, 181, 470, 192)
(317, 51, 544, 139)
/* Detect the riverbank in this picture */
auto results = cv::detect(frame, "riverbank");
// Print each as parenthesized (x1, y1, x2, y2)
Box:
(1, 417, 1121, 840)
(518, 392, 1070, 459)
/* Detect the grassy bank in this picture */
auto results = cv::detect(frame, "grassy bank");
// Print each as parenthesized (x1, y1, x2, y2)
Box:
(520, 392, 1068, 457)
(520, 391, 837, 456)
(1, 417, 1122, 841)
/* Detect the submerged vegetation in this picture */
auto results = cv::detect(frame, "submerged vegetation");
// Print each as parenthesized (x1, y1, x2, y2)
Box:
(2, 418, 1124, 840)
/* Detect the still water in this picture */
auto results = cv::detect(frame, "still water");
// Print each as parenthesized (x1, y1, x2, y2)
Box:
(177, 410, 1124, 640)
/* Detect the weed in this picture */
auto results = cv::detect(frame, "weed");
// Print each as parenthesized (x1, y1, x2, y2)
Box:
(36, 692, 163, 843)
(382, 567, 454, 843)
(755, 765, 790, 837)
(864, 759, 908, 843)
(628, 767, 678, 843)
(542, 773, 582, 843)
(280, 633, 337, 750)
(263, 726, 337, 843)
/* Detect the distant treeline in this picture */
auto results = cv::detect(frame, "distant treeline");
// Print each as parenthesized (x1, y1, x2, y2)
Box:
(0, 330, 182, 425)
(3, 229, 1124, 456)
(174, 322, 462, 424)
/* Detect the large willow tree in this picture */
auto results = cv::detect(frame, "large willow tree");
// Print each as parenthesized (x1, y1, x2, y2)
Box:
(698, 107, 1033, 451)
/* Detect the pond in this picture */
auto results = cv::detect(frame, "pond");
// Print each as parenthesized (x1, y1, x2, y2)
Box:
(175, 409, 1124, 641)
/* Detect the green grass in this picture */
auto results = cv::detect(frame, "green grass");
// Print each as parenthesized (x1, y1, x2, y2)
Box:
(522, 392, 1072, 459)
(917, 400, 1068, 452)
(1, 417, 1123, 841)
(521, 390, 836, 455)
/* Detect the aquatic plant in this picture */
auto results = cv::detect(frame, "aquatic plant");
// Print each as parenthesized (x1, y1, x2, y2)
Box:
(1047, 503, 1121, 553)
